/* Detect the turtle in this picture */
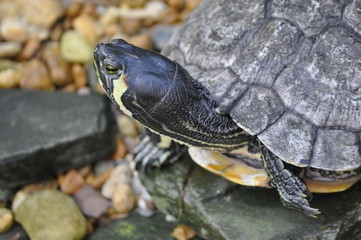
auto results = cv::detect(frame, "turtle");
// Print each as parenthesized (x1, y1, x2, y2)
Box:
(93, 0, 361, 217)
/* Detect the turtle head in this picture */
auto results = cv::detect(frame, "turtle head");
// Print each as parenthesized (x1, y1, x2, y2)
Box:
(93, 39, 178, 117)
(94, 39, 247, 151)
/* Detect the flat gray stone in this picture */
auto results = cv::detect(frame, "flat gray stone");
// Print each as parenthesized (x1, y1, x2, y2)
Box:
(0, 89, 116, 188)
(141, 156, 361, 240)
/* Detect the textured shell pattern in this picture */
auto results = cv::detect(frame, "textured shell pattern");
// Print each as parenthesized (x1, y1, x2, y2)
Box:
(162, 0, 361, 171)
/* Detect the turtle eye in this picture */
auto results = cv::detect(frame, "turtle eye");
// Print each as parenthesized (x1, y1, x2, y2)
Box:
(105, 64, 120, 74)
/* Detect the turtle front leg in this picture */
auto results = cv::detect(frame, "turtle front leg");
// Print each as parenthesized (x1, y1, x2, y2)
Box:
(134, 129, 187, 169)
(261, 146, 321, 217)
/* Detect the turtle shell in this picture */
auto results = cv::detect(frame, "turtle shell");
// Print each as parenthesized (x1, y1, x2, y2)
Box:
(162, 0, 361, 171)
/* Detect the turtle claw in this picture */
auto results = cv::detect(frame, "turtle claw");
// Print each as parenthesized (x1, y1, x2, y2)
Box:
(262, 146, 321, 216)
(302, 205, 321, 218)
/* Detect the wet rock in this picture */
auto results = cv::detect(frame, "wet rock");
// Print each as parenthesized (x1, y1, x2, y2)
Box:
(0, 224, 29, 240)
(87, 212, 178, 240)
(15, 189, 87, 240)
(60, 170, 85, 195)
(0, 42, 22, 58)
(141, 156, 361, 240)
(0, 208, 13, 233)
(20, 59, 54, 90)
(0, 89, 116, 188)
(42, 42, 71, 87)
(73, 184, 109, 219)
(60, 30, 93, 64)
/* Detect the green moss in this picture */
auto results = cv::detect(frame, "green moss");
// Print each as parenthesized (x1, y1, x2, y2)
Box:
(115, 222, 140, 238)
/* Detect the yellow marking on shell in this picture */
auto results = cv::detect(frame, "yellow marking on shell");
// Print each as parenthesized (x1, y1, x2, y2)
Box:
(157, 135, 172, 148)
(230, 145, 263, 162)
(188, 147, 270, 187)
(112, 74, 133, 117)
(304, 177, 360, 193)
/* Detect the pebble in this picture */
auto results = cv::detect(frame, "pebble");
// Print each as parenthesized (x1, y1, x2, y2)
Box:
(111, 138, 128, 160)
(78, 165, 92, 177)
(71, 64, 87, 89)
(60, 170, 85, 195)
(128, 33, 154, 49)
(42, 42, 71, 86)
(27, 25, 51, 41)
(0, 41, 22, 58)
(91, 166, 114, 190)
(0, 18, 28, 42)
(17, 38, 41, 61)
(117, 115, 139, 138)
(60, 30, 93, 64)
(66, 1, 83, 19)
(14, 189, 87, 240)
(0, 208, 13, 233)
(11, 190, 28, 212)
(21, 179, 58, 194)
(73, 184, 110, 219)
(101, 162, 132, 199)
(123, 136, 140, 153)
(112, 184, 136, 214)
(20, 59, 54, 90)
(62, 84, 77, 92)
(122, 0, 148, 8)
(172, 224, 197, 240)
(19, 0, 65, 28)
(50, 23, 64, 42)
(0, 65, 22, 88)
(121, 18, 143, 35)
(117, 1, 168, 19)
(99, 7, 119, 26)
(72, 14, 103, 45)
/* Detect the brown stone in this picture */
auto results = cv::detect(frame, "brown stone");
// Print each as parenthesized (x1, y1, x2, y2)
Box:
(121, 0, 147, 8)
(0, 42, 22, 58)
(17, 38, 41, 61)
(78, 165, 92, 178)
(66, 1, 83, 18)
(0, 18, 28, 42)
(20, 59, 54, 90)
(21, 179, 58, 194)
(60, 170, 85, 195)
(104, 24, 122, 37)
(117, 115, 139, 137)
(111, 184, 136, 214)
(90, 166, 114, 190)
(61, 84, 77, 92)
(172, 224, 197, 240)
(50, 23, 64, 42)
(73, 14, 103, 45)
(121, 18, 142, 35)
(111, 138, 128, 160)
(18, 0, 65, 28)
(42, 42, 71, 86)
(0, 68, 22, 88)
(167, 0, 186, 10)
(81, 2, 97, 16)
(128, 33, 154, 50)
(71, 64, 87, 89)
(0, 208, 13, 233)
